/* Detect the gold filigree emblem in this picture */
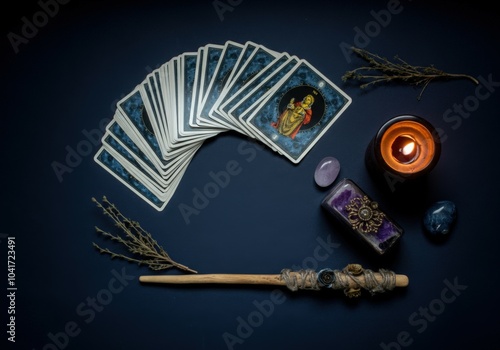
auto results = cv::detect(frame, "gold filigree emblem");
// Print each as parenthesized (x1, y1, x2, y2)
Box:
(345, 196, 384, 234)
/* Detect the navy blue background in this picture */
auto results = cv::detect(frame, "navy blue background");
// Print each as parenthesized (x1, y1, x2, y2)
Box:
(2, 0, 499, 349)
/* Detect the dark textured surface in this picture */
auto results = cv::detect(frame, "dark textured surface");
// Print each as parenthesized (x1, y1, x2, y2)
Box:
(1, 1, 499, 349)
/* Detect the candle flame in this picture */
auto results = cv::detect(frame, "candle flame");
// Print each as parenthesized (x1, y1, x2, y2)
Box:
(402, 141, 415, 156)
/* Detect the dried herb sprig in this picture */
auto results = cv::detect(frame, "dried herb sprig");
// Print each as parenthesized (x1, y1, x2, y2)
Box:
(342, 47, 478, 100)
(92, 196, 197, 273)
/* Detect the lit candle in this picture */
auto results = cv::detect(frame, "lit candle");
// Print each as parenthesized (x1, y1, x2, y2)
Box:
(365, 115, 441, 182)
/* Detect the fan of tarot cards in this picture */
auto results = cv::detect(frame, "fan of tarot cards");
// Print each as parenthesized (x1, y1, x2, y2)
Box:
(94, 41, 352, 211)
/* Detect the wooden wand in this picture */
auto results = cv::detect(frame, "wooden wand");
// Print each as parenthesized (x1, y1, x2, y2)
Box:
(139, 264, 409, 298)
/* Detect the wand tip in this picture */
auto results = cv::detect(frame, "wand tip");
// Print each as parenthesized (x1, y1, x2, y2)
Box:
(396, 274, 409, 287)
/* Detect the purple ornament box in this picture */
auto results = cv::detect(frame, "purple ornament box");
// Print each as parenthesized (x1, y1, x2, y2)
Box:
(321, 178, 403, 255)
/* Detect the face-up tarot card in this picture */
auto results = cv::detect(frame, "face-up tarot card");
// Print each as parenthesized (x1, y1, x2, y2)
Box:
(244, 59, 352, 163)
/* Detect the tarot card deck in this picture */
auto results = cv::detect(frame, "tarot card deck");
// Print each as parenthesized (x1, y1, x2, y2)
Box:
(94, 41, 352, 210)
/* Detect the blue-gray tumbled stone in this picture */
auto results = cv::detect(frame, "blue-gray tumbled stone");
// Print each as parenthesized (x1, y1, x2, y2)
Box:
(423, 200, 457, 236)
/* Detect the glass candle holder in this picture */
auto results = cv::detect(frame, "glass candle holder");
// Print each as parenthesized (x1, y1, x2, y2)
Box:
(365, 115, 441, 183)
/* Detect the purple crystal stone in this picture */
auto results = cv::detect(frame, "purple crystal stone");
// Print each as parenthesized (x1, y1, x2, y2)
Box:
(314, 157, 340, 187)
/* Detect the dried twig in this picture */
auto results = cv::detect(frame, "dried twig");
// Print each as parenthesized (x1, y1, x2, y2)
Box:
(92, 196, 197, 273)
(342, 47, 478, 100)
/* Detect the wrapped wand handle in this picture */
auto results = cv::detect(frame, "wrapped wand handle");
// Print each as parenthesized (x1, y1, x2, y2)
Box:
(139, 264, 409, 298)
